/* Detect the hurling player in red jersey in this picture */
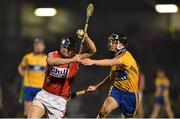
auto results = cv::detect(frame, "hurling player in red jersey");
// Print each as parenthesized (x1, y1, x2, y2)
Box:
(28, 29, 96, 118)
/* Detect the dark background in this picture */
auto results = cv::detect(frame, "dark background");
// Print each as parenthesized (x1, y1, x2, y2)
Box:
(0, 0, 180, 117)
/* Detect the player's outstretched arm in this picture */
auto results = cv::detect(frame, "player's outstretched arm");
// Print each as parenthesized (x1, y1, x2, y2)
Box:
(81, 58, 121, 66)
(47, 53, 81, 65)
(77, 29, 97, 58)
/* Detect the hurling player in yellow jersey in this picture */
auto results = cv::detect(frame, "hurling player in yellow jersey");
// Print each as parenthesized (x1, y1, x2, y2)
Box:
(150, 70, 174, 118)
(18, 38, 47, 117)
(81, 33, 139, 118)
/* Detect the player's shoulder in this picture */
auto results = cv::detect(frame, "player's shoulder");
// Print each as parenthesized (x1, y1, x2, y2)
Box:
(48, 51, 60, 57)
(126, 51, 137, 61)
(125, 51, 133, 57)
(119, 51, 133, 60)
(23, 52, 34, 58)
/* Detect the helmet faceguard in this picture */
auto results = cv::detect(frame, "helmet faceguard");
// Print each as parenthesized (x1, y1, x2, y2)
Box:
(60, 36, 78, 57)
(61, 37, 78, 51)
(108, 33, 128, 55)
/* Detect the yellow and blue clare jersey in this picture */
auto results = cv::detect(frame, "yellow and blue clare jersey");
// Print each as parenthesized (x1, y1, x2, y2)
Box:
(20, 52, 47, 88)
(155, 77, 170, 97)
(111, 51, 139, 93)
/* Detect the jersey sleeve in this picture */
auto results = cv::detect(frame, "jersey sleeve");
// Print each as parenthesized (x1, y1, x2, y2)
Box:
(20, 55, 28, 67)
(47, 51, 60, 59)
(118, 54, 130, 67)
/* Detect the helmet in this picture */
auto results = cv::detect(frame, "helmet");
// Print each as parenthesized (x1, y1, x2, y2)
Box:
(60, 36, 78, 51)
(108, 33, 128, 47)
(33, 38, 45, 54)
(34, 38, 45, 45)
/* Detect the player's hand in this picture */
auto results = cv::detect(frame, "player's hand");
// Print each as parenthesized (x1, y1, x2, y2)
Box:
(76, 29, 88, 39)
(87, 86, 97, 92)
(72, 54, 82, 62)
(80, 58, 94, 66)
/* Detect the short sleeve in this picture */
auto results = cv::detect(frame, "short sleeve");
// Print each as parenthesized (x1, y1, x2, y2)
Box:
(20, 55, 28, 67)
(119, 54, 130, 67)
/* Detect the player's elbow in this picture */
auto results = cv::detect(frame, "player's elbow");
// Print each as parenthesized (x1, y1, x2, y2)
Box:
(109, 63, 114, 66)
(92, 48, 97, 54)
(17, 65, 21, 73)
(18, 65, 24, 72)
(89, 48, 97, 56)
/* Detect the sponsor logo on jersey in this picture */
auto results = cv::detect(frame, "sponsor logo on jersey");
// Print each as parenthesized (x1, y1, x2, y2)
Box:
(27, 65, 46, 72)
(50, 67, 69, 78)
(114, 68, 129, 80)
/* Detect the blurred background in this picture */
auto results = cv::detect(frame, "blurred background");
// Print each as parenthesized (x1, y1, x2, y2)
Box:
(0, 0, 180, 117)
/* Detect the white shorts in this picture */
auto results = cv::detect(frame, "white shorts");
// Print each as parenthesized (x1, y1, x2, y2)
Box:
(32, 90, 67, 119)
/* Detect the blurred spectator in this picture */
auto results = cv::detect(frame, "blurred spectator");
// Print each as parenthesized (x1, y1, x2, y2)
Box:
(135, 68, 145, 118)
(17, 38, 47, 117)
(150, 70, 174, 118)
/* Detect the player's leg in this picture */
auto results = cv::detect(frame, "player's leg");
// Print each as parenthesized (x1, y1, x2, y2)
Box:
(137, 102, 144, 118)
(28, 90, 46, 118)
(164, 97, 174, 118)
(97, 96, 118, 118)
(30, 90, 67, 118)
(28, 105, 45, 118)
(23, 87, 34, 117)
(27, 87, 44, 118)
(150, 104, 161, 118)
(150, 96, 164, 118)
(24, 101, 32, 116)
(136, 91, 144, 118)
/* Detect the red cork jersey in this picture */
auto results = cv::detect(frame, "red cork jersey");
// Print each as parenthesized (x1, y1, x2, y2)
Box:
(43, 51, 79, 99)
